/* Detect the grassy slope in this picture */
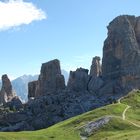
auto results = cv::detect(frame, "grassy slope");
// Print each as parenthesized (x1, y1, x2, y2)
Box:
(121, 90, 140, 125)
(0, 90, 140, 140)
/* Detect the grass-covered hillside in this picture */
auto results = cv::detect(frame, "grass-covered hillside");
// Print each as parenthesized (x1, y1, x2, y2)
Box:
(0, 90, 140, 140)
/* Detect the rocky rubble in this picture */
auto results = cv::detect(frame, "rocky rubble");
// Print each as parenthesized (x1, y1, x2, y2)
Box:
(79, 116, 111, 138)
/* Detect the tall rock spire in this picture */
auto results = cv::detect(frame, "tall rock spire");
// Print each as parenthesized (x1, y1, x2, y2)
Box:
(28, 59, 65, 98)
(101, 15, 140, 95)
(0, 74, 15, 104)
(90, 56, 102, 77)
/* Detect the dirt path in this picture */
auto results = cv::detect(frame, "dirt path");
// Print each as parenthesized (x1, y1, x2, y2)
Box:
(122, 105, 130, 120)
(118, 97, 130, 120)
(128, 120, 140, 128)
(118, 97, 140, 127)
(118, 97, 124, 104)
(79, 97, 140, 140)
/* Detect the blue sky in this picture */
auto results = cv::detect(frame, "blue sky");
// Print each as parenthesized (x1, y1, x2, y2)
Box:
(0, 0, 140, 79)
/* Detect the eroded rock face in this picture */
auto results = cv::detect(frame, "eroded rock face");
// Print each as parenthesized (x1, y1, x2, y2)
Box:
(90, 56, 102, 77)
(88, 77, 104, 93)
(28, 59, 65, 98)
(102, 15, 140, 93)
(88, 56, 103, 93)
(67, 68, 89, 92)
(0, 75, 15, 104)
(38, 59, 65, 94)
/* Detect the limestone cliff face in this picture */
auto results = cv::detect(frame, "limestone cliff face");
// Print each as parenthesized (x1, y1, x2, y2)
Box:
(67, 68, 89, 92)
(28, 59, 65, 98)
(102, 15, 140, 92)
(38, 59, 65, 95)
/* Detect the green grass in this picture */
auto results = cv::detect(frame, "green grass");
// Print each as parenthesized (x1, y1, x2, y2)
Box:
(0, 90, 140, 140)
(121, 90, 140, 125)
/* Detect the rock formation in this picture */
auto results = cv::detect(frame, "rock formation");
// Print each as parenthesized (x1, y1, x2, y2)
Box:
(80, 116, 111, 138)
(67, 68, 89, 91)
(38, 59, 65, 95)
(28, 81, 38, 98)
(88, 77, 104, 93)
(90, 56, 102, 77)
(25, 61, 98, 130)
(28, 59, 65, 98)
(0, 75, 15, 104)
(0, 15, 140, 132)
(6, 96, 23, 110)
(101, 15, 140, 95)
(88, 56, 103, 93)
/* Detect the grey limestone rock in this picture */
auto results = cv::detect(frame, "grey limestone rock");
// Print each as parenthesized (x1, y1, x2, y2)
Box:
(67, 68, 89, 92)
(90, 56, 102, 77)
(28, 59, 66, 98)
(101, 15, 140, 95)
(80, 116, 111, 138)
(0, 75, 15, 104)
(88, 77, 104, 93)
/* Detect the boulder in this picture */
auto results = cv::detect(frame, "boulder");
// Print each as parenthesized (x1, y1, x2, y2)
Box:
(80, 116, 111, 137)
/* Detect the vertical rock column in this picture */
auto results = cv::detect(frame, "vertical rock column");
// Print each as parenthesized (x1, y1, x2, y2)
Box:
(90, 56, 102, 77)
(0, 74, 15, 104)
(28, 59, 66, 99)
(88, 57, 103, 93)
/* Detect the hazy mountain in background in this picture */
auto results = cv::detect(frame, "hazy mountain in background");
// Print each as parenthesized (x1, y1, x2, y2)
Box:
(12, 75, 39, 101)
(61, 69, 69, 85)
(0, 75, 38, 101)
(0, 70, 69, 101)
